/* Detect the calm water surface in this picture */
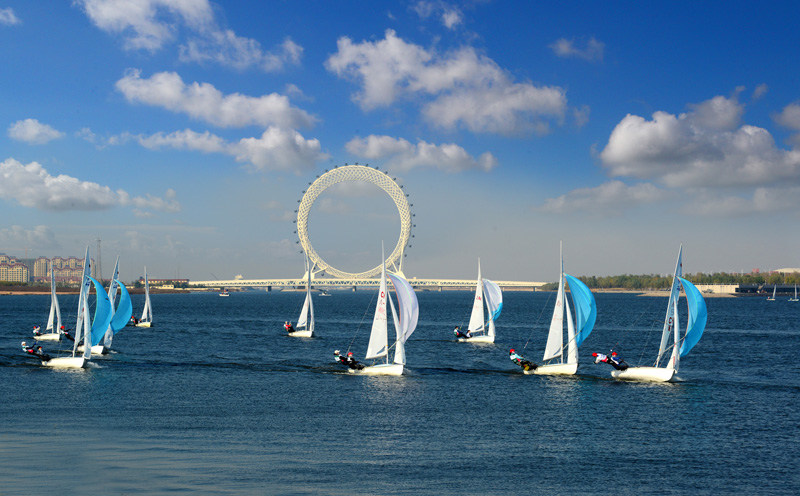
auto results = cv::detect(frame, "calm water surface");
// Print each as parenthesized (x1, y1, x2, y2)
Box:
(1, 291, 798, 495)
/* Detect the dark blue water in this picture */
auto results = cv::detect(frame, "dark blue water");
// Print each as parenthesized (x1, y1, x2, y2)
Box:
(1, 291, 798, 495)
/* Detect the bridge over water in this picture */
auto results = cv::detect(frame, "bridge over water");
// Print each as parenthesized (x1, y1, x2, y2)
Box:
(189, 278, 547, 291)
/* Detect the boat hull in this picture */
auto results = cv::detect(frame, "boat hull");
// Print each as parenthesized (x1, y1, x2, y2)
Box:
(610, 366, 676, 382)
(529, 362, 578, 376)
(349, 363, 404, 376)
(76, 345, 108, 355)
(42, 356, 86, 369)
(34, 333, 61, 341)
(287, 330, 313, 338)
(457, 335, 495, 344)
(135, 322, 152, 328)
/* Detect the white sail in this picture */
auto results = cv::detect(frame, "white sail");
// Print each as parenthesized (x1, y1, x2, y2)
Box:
(295, 254, 314, 335)
(102, 256, 120, 348)
(73, 246, 92, 357)
(45, 262, 61, 333)
(482, 279, 502, 339)
(467, 259, 485, 334)
(365, 257, 389, 360)
(387, 272, 419, 366)
(140, 267, 152, 324)
(656, 245, 682, 370)
(543, 249, 566, 361)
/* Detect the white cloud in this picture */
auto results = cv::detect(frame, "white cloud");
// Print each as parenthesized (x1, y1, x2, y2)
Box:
(325, 30, 567, 135)
(0, 7, 20, 25)
(232, 127, 328, 172)
(116, 69, 316, 129)
(752, 83, 768, 100)
(600, 94, 800, 188)
(137, 129, 227, 153)
(346, 135, 497, 172)
(75, 0, 214, 51)
(0, 158, 181, 213)
(0, 226, 59, 249)
(774, 102, 800, 131)
(539, 180, 671, 215)
(412, 1, 463, 29)
(549, 37, 605, 62)
(76, 0, 302, 72)
(8, 119, 65, 144)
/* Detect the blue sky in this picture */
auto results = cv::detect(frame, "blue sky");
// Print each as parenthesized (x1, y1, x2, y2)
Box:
(2, 1, 800, 283)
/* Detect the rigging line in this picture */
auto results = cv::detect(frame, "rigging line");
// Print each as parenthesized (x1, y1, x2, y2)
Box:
(346, 287, 379, 354)
(523, 290, 554, 351)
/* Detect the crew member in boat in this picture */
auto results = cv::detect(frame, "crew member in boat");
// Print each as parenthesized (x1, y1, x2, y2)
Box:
(32, 325, 42, 336)
(62, 329, 75, 342)
(593, 352, 628, 370)
(334, 350, 347, 366)
(509, 349, 537, 371)
(284, 321, 295, 333)
(453, 326, 471, 339)
(345, 352, 364, 370)
(21, 341, 50, 361)
(130, 315, 139, 325)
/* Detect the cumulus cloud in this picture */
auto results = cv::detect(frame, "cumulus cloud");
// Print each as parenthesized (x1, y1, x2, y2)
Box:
(539, 180, 671, 215)
(325, 29, 567, 135)
(600, 94, 800, 188)
(687, 187, 800, 217)
(133, 126, 327, 172)
(752, 83, 768, 100)
(412, 1, 463, 29)
(0, 7, 20, 25)
(8, 119, 65, 144)
(76, 0, 302, 71)
(0, 225, 59, 249)
(346, 135, 497, 173)
(773, 102, 800, 131)
(116, 69, 316, 129)
(549, 37, 605, 62)
(0, 158, 181, 214)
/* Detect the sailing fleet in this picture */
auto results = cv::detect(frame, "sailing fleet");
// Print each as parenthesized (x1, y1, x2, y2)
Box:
(26, 246, 152, 369)
(38, 241, 796, 383)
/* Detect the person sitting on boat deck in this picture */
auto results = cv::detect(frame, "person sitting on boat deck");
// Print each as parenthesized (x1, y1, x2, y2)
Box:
(345, 351, 364, 370)
(21, 341, 50, 361)
(334, 350, 348, 366)
(130, 315, 139, 325)
(33, 325, 42, 336)
(34, 345, 50, 361)
(453, 326, 471, 339)
(284, 321, 295, 333)
(593, 352, 628, 371)
(509, 348, 537, 371)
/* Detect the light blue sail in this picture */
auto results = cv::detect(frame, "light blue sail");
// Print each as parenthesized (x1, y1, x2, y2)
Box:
(678, 277, 707, 357)
(565, 274, 597, 348)
(89, 277, 113, 346)
(110, 280, 133, 333)
(387, 273, 419, 343)
(482, 279, 503, 321)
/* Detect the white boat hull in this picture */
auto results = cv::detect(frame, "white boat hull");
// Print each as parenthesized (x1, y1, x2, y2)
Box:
(135, 322, 152, 327)
(349, 363, 404, 376)
(610, 366, 676, 382)
(34, 333, 61, 341)
(529, 362, 578, 376)
(76, 344, 108, 355)
(287, 330, 313, 338)
(457, 335, 495, 344)
(42, 356, 86, 368)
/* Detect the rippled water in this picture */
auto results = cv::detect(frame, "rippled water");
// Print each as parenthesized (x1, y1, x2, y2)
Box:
(1, 291, 797, 495)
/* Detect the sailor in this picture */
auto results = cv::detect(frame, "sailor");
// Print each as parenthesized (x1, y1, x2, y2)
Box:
(345, 352, 364, 370)
(32, 325, 42, 336)
(21, 341, 35, 354)
(593, 352, 628, 371)
(453, 326, 471, 339)
(35, 345, 51, 361)
(333, 349, 348, 366)
(509, 348, 537, 371)
(286, 321, 295, 333)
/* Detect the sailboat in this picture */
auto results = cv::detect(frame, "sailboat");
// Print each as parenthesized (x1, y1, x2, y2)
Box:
(287, 255, 314, 337)
(790, 285, 798, 302)
(457, 259, 502, 344)
(531, 243, 596, 376)
(135, 267, 153, 327)
(346, 248, 419, 376)
(608, 245, 707, 382)
(80, 256, 119, 355)
(219, 288, 230, 297)
(101, 278, 134, 351)
(766, 285, 776, 301)
(44, 246, 113, 369)
(33, 261, 62, 342)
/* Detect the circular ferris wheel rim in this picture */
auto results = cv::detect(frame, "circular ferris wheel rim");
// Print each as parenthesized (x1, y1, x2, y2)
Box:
(296, 164, 412, 279)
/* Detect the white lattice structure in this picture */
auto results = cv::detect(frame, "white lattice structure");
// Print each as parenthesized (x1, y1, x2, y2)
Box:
(296, 164, 412, 279)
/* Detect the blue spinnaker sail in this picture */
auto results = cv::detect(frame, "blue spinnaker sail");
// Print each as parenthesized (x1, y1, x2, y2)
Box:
(110, 280, 133, 333)
(482, 279, 503, 321)
(387, 273, 419, 344)
(565, 274, 597, 348)
(678, 277, 706, 357)
(89, 277, 113, 346)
